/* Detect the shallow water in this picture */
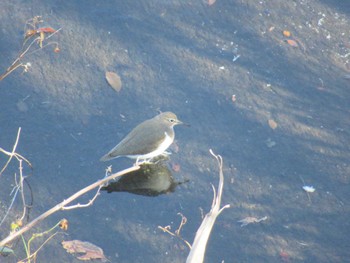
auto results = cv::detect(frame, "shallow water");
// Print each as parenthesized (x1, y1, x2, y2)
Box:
(1, 1, 350, 262)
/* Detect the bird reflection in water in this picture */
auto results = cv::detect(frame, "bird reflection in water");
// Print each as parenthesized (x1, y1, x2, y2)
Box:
(101, 161, 188, 197)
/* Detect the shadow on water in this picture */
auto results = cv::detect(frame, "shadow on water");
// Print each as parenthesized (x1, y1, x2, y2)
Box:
(102, 162, 187, 197)
(1, 0, 350, 262)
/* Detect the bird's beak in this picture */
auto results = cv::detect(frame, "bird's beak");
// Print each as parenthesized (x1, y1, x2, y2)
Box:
(178, 120, 190, 127)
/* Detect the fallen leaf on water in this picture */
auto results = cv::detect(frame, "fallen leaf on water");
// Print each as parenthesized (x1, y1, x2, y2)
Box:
(283, 30, 291, 37)
(268, 119, 278, 129)
(286, 39, 298, 47)
(105, 71, 122, 92)
(62, 240, 107, 262)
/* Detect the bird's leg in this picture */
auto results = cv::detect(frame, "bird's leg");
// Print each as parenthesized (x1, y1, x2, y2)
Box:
(163, 151, 172, 156)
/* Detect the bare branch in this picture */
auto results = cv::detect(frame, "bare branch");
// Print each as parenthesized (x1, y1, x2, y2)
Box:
(186, 149, 231, 263)
(0, 127, 21, 176)
(0, 165, 140, 247)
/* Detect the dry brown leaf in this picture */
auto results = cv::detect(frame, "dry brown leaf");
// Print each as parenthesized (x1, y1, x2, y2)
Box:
(62, 240, 107, 262)
(59, 218, 69, 231)
(283, 30, 291, 37)
(105, 71, 122, 92)
(286, 39, 298, 47)
(268, 119, 278, 129)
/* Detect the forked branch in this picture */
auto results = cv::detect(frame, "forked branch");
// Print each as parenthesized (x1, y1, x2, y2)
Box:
(186, 149, 231, 263)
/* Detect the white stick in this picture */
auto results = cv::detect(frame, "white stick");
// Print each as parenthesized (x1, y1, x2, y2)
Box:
(186, 150, 231, 263)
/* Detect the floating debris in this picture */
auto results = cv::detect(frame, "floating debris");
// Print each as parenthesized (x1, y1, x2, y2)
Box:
(238, 216, 268, 227)
(268, 119, 278, 129)
(302, 185, 315, 193)
(105, 71, 122, 92)
(232, 55, 240, 62)
(59, 218, 69, 231)
(283, 30, 291, 37)
(286, 39, 298, 47)
(62, 240, 107, 262)
(231, 94, 236, 103)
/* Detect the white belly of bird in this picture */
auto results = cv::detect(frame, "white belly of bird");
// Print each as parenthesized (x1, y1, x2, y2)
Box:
(127, 132, 173, 160)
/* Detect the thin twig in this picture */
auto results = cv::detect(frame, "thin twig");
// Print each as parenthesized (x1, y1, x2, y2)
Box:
(62, 185, 102, 210)
(18, 159, 29, 222)
(29, 232, 60, 262)
(0, 185, 20, 228)
(158, 216, 192, 249)
(0, 127, 33, 229)
(0, 15, 61, 82)
(0, 127, 22, 176)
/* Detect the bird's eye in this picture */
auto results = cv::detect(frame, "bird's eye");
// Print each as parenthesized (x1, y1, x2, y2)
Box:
(169, 118, 175, 123)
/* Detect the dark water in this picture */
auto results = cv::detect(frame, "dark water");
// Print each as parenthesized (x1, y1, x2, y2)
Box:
(1, 1, 350, 262)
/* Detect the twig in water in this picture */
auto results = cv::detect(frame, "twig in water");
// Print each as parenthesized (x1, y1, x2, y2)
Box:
(0, 165, 140, 247)
(158, 213, 192, 249)
(0, 127, 32, 176)
(0, 127, 33, 229)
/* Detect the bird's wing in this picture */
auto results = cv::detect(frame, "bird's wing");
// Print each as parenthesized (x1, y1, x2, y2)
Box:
(102, 120, 166, 159)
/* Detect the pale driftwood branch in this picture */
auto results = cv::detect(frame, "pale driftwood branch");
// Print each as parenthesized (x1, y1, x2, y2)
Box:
(186, 149, 231, 263)
(0, 165, 140, 247)
(0, 127, 21, 176)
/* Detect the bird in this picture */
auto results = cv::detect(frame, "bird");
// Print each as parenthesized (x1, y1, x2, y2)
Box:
(100, 112, 183, 163)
